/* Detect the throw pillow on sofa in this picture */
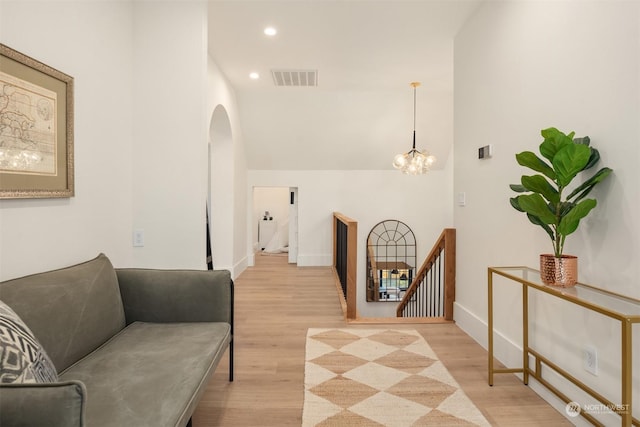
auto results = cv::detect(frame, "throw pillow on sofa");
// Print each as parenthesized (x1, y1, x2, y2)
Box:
(0, 300, 58, 383)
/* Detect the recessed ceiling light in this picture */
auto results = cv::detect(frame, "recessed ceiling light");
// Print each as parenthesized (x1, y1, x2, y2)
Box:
(249, 72, 260, 80)
(264, 27, 277, 36)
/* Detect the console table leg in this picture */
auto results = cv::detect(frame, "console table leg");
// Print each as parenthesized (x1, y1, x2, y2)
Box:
(522, 283, 529, 385)
(621, 319, 632, 426)
(488, 270, 494, 386)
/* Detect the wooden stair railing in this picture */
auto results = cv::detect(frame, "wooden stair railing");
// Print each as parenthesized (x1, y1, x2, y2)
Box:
(333, 212, 357, 320)
(366, 242, 381, 302)
(396, 228, 456, 321)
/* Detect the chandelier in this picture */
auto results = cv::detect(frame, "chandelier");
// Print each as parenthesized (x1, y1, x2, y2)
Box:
(392, 82, 436, 175)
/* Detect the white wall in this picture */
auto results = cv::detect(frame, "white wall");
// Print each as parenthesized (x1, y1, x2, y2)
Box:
(248, 162, 453, 317)
(1, 1, 217, 280)
(454, 1, 640, 423)
(209, 105, 234, 271)
(241, 88, 454, 171)
(206, 56, 248, 278)
(232, 123, 248, 275)
(0, 1, 134, 280)
(131, 1, 209, 270)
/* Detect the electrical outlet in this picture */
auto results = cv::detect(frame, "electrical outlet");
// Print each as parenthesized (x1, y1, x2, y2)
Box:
(583, 345, 598, 376)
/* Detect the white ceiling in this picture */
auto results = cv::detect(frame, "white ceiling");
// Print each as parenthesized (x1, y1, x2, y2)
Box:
(208, 1, 483, 170)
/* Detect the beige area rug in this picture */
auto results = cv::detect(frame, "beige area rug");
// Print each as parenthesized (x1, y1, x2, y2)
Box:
(303, 328, 491, 427)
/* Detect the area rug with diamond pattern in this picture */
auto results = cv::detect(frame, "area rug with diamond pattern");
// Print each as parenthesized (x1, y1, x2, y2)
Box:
(303, 328, 491, 427)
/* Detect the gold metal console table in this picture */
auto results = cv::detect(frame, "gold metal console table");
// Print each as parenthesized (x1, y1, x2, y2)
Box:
(488, 266, 640, 426)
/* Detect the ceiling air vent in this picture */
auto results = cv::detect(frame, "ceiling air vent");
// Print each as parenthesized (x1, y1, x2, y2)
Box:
(271, 69, 318, 87)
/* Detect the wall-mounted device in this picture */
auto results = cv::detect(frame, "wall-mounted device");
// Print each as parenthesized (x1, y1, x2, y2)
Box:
(478, 144, 493, 159)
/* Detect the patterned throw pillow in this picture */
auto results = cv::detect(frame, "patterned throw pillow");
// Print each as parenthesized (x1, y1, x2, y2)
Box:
(0, 300, 58, 383)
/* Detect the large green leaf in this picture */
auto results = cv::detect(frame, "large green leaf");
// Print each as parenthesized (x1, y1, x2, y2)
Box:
(510, 197, 524, 212)
(511, 195, 554, 240)
(515, 151, 556, 179)
(558, 198, 597, 236)
(540, 128, 574, 162)
(521, 175, 559, 203)
(527, 213, 555, 241)
(566, 167, 613, 202)
(552, 143, 592, 187)
(540, 128, 558, 139)
(556, 201, 574, 217)
(583, 147, 601, 170)
(517, 194, 556, 224)
(573, 136, 591, 147)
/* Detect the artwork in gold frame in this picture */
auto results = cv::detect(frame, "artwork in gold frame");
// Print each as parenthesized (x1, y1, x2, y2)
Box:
(0, 43, 74, 199)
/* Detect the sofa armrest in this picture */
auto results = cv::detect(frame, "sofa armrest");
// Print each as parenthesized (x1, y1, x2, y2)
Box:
(0, 381, 86, 427)
(115, 269, 233, 325)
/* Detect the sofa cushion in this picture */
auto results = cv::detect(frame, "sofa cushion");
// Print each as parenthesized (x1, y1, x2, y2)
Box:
(0, 381, 86, 427)
(0, 254, 126, 372)
(0, 300, 58, 383)
(59, 321, 231, 427)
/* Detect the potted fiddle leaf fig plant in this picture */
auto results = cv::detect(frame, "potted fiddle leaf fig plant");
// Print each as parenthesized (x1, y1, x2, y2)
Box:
(510, 127, 613, 287)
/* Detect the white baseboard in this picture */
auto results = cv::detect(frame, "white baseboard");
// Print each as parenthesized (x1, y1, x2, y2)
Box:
(453, 302, 489, 349)
(214, 255, 248, 280)
(232, 255, 248, 279)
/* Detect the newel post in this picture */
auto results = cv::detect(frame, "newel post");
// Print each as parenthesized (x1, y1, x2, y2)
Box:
(443, 228, 456, 321)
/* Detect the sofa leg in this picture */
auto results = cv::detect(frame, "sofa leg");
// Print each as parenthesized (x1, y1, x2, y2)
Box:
(187, 418, 193, 427)
(229, 338, 234, 382)
(229, 279, 234, 382)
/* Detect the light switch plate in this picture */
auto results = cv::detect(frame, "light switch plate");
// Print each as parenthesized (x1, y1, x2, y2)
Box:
(133, 230, 145, 247)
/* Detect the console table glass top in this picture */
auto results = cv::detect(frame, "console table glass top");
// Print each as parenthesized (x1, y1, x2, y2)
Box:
(490, 266, 640, 319)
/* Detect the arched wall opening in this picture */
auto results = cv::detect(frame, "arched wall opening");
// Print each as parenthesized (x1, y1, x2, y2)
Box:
(208, 104, 234, 270)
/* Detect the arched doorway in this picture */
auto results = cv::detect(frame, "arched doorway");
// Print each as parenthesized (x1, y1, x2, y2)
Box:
(208, 105, 233, 270)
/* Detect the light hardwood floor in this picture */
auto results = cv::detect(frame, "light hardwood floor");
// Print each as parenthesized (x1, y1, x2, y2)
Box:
(192, 253, 572, 426)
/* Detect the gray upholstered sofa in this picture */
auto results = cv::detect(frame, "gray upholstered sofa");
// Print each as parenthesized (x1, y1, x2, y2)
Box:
(0, 253, 233, 427)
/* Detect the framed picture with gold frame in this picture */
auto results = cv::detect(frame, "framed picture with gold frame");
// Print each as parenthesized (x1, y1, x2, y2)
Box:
(0, 43, 74, 199)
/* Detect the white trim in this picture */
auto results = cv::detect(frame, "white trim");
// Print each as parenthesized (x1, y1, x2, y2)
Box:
(231, 255, 248, 280)
(215, 254, 248, 280)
